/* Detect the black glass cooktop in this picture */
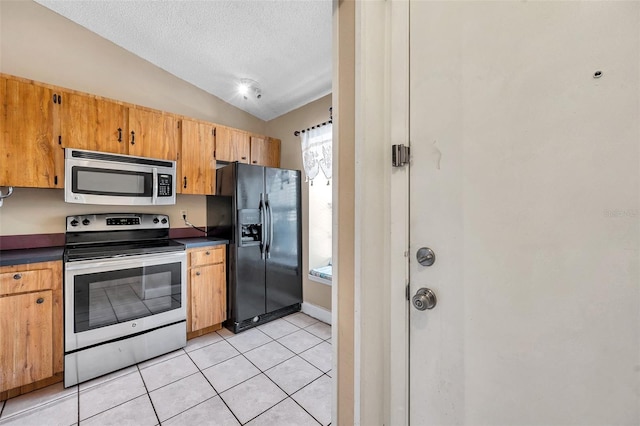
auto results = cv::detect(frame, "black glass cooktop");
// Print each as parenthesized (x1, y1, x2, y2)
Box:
(64, 239, 185, 262)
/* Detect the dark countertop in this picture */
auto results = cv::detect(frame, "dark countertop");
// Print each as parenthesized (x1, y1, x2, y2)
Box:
(0, 238, 228, 267)
(0, 246, 64, 267)
(172, 237, 229, 249)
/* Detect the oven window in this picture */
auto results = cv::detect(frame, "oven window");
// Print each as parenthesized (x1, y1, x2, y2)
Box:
(72, 167, 152, 197)
(74, 263, 182, 332)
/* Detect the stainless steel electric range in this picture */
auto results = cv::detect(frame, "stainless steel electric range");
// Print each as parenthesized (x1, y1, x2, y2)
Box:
(63, 213, 186, 387)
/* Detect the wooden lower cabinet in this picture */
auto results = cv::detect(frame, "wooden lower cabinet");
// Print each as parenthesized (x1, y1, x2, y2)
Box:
(0, 261, 63, 400)
(187, 245, 227, 339)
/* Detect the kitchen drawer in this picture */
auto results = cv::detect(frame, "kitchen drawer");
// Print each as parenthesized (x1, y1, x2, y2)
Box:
(0, 267, 55, 296)
(189, 245, 225, 267)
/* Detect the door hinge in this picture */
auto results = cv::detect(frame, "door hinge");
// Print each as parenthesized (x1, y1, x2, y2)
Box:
(406, 284, 410, 301)
(392, 144, 410, 167)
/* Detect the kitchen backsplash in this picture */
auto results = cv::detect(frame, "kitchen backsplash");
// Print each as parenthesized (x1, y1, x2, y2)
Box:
(0, 187, 207, 236)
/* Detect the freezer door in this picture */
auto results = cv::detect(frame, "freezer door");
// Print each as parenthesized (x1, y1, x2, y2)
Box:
(265, 168, 303, 312)
(233, 163, 268, 322)
(236, 163, 264, 210)
(235, 245, 267, 321)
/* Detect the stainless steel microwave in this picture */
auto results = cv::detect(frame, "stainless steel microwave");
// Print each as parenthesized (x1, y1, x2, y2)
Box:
(64, 148, 176, 206)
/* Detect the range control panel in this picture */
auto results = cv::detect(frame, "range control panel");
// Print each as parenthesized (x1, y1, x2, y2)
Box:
(66, 213, 170, 232)
(106, 217, 141, 226)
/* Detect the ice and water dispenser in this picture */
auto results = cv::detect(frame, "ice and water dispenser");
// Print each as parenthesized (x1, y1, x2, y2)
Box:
(238, 209, 262, 246)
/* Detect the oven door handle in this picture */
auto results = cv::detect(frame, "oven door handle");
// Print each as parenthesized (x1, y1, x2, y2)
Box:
(152, 167, 158, 205)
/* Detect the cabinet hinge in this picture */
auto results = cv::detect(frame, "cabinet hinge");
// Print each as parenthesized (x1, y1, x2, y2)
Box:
(213, 128, 216, 137)
(392, 144, 410, 167)
(58, 135, 62, 145)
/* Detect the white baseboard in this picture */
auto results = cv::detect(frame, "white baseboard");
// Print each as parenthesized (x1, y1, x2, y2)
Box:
(301, 302, 332, 325)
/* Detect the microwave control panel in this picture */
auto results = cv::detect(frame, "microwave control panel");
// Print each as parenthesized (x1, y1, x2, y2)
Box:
(158, 174, 173, 197)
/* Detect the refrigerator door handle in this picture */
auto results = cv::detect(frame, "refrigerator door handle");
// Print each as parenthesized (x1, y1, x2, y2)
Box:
(259, 193, 266, 260)
(266, 197, 273, 259)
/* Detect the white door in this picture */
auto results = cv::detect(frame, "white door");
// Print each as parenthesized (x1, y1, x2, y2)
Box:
(408, 2, 639, 425)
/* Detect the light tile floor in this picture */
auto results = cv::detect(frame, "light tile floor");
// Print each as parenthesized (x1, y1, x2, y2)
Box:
(0, 312, 332, 426)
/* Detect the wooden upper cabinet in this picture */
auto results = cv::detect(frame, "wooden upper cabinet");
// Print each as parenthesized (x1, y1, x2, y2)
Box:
(250, 136, 281, 168)
(127, 108, 179, 161)
(216, 126, 250, 163)
(0, 77, 61, 188)
(59, 90, 128, 155)
(180, 119, 216, 195)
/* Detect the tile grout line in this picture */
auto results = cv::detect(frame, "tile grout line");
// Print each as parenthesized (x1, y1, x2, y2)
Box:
(201, 320, 321, 424)
(288, 374, 331, 426)
(77, 380, 148, 423)
(183, 347, 244, 426)
(239, 394, 289, 425)
(136, 364, 161, 426)
(237, 341, 326, 425)
(0, 386, 79, 423)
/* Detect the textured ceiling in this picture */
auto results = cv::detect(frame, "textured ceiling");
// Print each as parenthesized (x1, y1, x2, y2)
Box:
(34, 0, 332, 121)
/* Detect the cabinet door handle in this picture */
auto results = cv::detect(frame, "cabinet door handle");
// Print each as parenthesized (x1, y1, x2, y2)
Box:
(241, 156, 247, 160)
(130, 131, 135, 145)
(195, 271, 201, 276)
(252, 160, 257, 164)
(13, 273, 22, 280)
(36, 298, 44, 304)
(117, 128, 122, 142)
(183, 177, 187, 189)
(205, 251, 210, 255)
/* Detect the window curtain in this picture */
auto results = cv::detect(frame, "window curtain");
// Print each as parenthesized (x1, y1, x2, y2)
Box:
(300, 123, 332, 185)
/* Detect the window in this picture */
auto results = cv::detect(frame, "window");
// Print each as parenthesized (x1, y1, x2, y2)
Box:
(300, 124, 332, 284)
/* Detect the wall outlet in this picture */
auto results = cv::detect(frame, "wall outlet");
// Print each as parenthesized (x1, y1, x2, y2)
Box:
(180, 210, 187, 219)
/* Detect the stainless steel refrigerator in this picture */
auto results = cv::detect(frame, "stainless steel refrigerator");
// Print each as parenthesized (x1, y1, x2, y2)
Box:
(207, 162, 302, 333)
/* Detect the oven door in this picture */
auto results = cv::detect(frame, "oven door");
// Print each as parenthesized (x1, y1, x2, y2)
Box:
(64, 251, 186, 352)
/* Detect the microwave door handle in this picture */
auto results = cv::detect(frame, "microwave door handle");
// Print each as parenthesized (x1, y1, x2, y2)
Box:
(152, 168, 158, 205)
